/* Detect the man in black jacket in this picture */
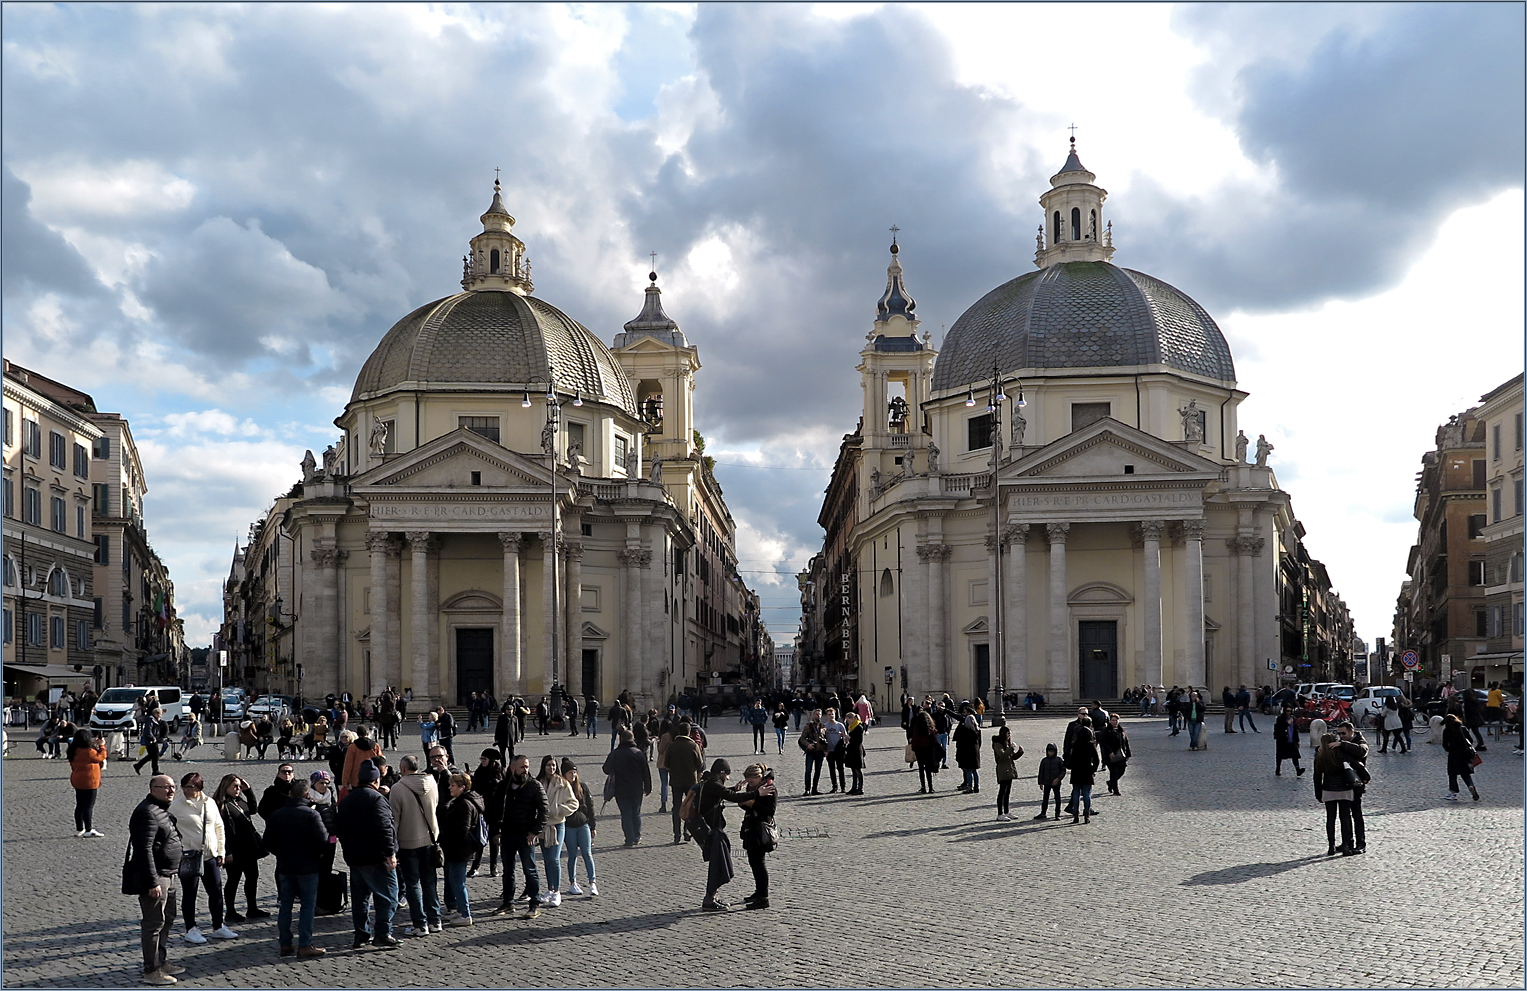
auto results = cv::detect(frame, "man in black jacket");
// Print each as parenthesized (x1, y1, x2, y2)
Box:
(1335, 721, 1370, 853)
(258, 764, 297, 822)
(263, 779, 330, 959)
(1061, 709, 1099, 816)
(434, 706, 456, 762)
(335, 761, 399, 949)
(487, 754, 546, 919)
(602, 729, 652, 845)
(129, 775, 185, 985)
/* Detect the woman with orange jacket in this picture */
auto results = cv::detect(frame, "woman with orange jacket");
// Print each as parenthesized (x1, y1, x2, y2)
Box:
(67, 727, 107, 837)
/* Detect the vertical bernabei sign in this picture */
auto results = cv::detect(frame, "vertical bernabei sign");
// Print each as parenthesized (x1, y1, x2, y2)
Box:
(840, 571, 852, 666)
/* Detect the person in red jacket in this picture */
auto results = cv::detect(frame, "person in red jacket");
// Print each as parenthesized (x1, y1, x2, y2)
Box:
(68, 727, 107, 837)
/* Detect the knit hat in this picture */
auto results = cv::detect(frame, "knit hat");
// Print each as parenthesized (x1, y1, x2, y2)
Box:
(710, 758, 732, 776)
(481, 748, 502, 761)
(356, 760, 380, 784)
(309, 769, 332, 785)
(560, 757, 577, 774)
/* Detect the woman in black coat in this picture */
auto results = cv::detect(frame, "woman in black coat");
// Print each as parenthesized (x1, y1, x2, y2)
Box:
(735, 762, 779, 909)
(843, 714, 866, 795)
(1273, 705, 1305, 776)
(213, 773, 268, 921)
(1096, 713, 1132, 795)
(953, 715, 982, 794)
(1441, 714, 1481, 801)
(909, 707, 941, 793)
(1065, 726, 1099, 823)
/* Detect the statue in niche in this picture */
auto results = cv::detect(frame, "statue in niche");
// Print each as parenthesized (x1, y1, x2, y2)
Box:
(1234, 430, 1249, 464)
(540, 420, 555, 456)
(1011, 411, 1026, 447)
(368, 418, 390, 457)
(300, 450, 317, 482)
(869, 468, 882, 497)
(1255, 434, 1274, 467)
(623, 446, 638, 476)
(650, 457, 663, 483)
(927, 441, 940, 475)
(567, 438, 583, 464)
(1179, 400, 1204, 442)
(321, 445, 337, 476)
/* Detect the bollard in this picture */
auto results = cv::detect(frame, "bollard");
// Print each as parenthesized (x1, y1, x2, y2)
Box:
(224, 730, 242, 760)
(1427, 715, 1444, 743)
(1308, 717, 1327, 750)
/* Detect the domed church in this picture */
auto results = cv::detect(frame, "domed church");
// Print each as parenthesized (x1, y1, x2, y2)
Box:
(228, 183, 764, 710)
(816, 140, 1314, 706)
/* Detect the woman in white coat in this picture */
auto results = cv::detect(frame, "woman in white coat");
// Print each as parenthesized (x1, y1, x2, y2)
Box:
(168, 772, 239, 943)
(535, 755, 580, 908)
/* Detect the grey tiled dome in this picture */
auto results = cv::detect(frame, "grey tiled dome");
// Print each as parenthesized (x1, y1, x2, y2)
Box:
(351, 289, 637, 414)
(931, 261, 1235, 391)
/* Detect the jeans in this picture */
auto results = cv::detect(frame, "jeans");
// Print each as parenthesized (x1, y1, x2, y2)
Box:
(1324, 799, 1354, 850)
(139, 874, 178, 973)
(223, 853, 259, 913)
(276, 872, 319, 948)
(1068, 782, 1093, 816)
(585, 714, 597, 738)
(752, 725, 766, 751)
(995, 780, 1012, 815)
(827, 754, 846, 791)
(615, 794, 642, 844)
(1040, 784, 1063, 815)
(793, 710, 802, 730)
(438, 735, 454, 762)
(541, 822, 565, 890)
(1238, 709, 1259, 732)
(936, 733, 949, 765)
(397, 846, 441, 929)
(610, 728, 620, 751)
(961, 768, 979, 791)
(349, 862, 398, 940)
(178, 851, 225, 930)
(803, 752, 824, 792)
(564, 823, 595, 885)
(1448, 770, 1476, 793)
(443, 861, 471, 919)
(1349, 793, 1366, 849)
(1187, 721, 1203, 749)
(658, 767, 670, 807)
(73, 788, 97, 832)
(775, 726, 787, 751)
(500, 838, 540, 906)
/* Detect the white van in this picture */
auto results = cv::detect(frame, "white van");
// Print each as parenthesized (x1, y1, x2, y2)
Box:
(89, 686, 188, 732)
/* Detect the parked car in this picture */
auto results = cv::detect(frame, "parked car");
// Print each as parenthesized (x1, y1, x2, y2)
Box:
(89, 686, 188, 732)
(1351, 686, 1405, 723)
(1423, 689, 1521, 720)
(246, 694, 293, 722)
(219, 689, 247, 719)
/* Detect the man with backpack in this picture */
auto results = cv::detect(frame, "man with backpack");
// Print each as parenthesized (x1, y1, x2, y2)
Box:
(665, 720, 705, 845)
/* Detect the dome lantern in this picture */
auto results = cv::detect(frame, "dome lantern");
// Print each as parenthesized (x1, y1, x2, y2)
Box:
(1035, 136, 1114, 269)
(462, 178, 534, 294)
(869, 228, 922, 351)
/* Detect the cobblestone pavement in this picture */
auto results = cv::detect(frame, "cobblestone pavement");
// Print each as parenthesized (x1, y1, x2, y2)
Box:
(4, 714, 1522, 988)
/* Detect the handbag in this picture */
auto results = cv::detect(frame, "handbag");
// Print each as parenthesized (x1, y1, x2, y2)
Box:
(1108, 751, 1126, 765)
(903, 743, 916, 764)
(120, 839, 142, 896)
(757, 818, 779, 853)
(1470, 752, 1484, 768)
(408, 782, 445, 869)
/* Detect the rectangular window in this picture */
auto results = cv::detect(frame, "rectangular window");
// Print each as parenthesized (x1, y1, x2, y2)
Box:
(1517, 412, 1524, 451)
(1516, 479, 1523, 518)
(1071, 402, 1112, 432)
(73, 443, 89, 478)
(1, 609, 9, 644)
(2, 477, 11, 518)
(967, 414, 993, 451)
(48, 431, 66, 469)
(76, 504, 85, 537)
(458, 416, 500, 442)
(24, 419, 41, 457)
(1472, 459, 1486, 490)
(1469, 560, 1488, 586)
(1469, 513, 1487, 538)
(613, 434, 628, 471)
(3, 408, 10, 447)
(1493, 488, 1504, 523)
(94, 535, 110, 565)
(93, 435, 111, 459)
(1475, 610, 1488, 638)
(22, 487, 41, 525)
(50, 496, 66, 532)
(122, 486, 131, 518)
(93, 597, 103, 630)
(93, 483, 109, 515)
(75, 619, 90, 650)
(27, 612, 43, 646)
(1489, 605, 1503, 638)
(1493, 424, 1502, 461)
(1515, 601, 1524, 637)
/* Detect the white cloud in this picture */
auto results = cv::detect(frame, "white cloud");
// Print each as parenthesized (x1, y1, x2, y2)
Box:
(13, 158, 197, 219)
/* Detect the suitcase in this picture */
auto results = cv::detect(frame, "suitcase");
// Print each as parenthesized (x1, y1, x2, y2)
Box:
(318, 870, 348, 914)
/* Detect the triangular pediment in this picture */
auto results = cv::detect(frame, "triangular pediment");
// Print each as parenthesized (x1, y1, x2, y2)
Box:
(961, 616, 989, 635)
(1001, 417, 1222, 481)
(351, 427, 552, 490)
(580, 622, 609, 640)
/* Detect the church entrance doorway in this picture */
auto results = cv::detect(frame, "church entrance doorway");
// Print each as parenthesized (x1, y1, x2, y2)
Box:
(972, 643, 990, 706)
(580, 649, 599, 700)
(1078, 620, 1117, 700)
(455, 628, 494, 704)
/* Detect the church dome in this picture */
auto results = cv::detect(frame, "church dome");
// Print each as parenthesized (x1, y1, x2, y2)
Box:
(930, 260, 1235, 391)
(350, 289, 638, 415)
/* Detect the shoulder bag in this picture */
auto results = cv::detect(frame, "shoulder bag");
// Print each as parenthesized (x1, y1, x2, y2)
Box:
(120, 837, 142, 896)
(756, 818, 779, 853)
(408, 783, 445, 869)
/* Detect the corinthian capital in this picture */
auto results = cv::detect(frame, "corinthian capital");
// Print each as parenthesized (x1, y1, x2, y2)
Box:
(497, 532, 523, 554)
(310, 547, 347, 568)
(618, 548, 652, 569)
(1002, 523, 1029, 547)
(1045, 522, 1071, 544)
(1139, 520, 1166, 542)
(365, 531, 393, 553)
(1180, 518, 1207, 540)
(405, 531, 432, 553)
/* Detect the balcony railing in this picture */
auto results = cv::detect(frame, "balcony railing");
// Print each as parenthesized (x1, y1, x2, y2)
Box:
(889, 434, 911, 448)
(942, 472, 991, 494)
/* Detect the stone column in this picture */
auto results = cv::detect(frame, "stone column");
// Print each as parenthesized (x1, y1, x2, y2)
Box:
(1239, 534, 1267, 687)
(564, 538, 583, 695)
(1182, 518, 1207, 689)
(405, 531, 432, 707)
(1141, 520, 1165, 692)
(427, 537, 442, 702)
(310, 547, 347, 696)
(541, 530, 557, 694)
(920, 543, 951, 692)
(1003, 524, 1028, 694)
(365, 532, 391, 697)
(498, 532, 523, 697)
(1046, 522, 1070, 700)
(902, 540, 926, 693)
(384, 541, 403, 693)
(618, 546, 650, 700)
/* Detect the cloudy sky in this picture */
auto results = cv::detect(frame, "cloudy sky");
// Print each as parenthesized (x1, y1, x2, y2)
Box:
(4, 2, 1522, 651)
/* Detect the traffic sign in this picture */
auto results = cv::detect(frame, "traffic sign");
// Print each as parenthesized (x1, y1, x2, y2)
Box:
(1401, 650, 1419, 670)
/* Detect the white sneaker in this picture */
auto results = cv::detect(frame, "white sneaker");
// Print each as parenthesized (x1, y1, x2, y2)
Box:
(439, 910, 458, 922)
(566, 884, 583, 896)
(403, 926, 430, 938)
(429, 922, 444, 933)
(208, 926, 239, 940)
(545, 891, 561, 907)
(996, 813, 1009, 821)
(85, 829, 104, 838)
(588, 882, 598, 897)
(1443, 793, 1459, 801)
(182, 927, 207, 944)
(75, 829, 86, 837)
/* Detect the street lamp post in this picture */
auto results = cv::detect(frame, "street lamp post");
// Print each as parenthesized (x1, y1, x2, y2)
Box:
(971, 363, 1025, 714)
(543, 369, 564, 722)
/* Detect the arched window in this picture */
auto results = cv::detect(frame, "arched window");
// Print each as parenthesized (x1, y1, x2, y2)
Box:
(880, 568, 895, 598)
(2, 557, 14, 587)
(490, 248, 501, 274)
(1052, 211, 1062, 243)
(1089, 209, 1097, 240)
(1070, 207, 1081, 241)
(49, 568, 67, 597)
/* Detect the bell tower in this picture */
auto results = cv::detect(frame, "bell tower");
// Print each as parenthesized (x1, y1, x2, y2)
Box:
(857, 232, 937, 487)
(1035, 136, 1114, 269)
(462, 179, 534, 293)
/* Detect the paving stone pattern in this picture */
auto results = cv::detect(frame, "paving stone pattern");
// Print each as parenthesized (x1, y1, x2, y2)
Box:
(3, 715, 1521, 988)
